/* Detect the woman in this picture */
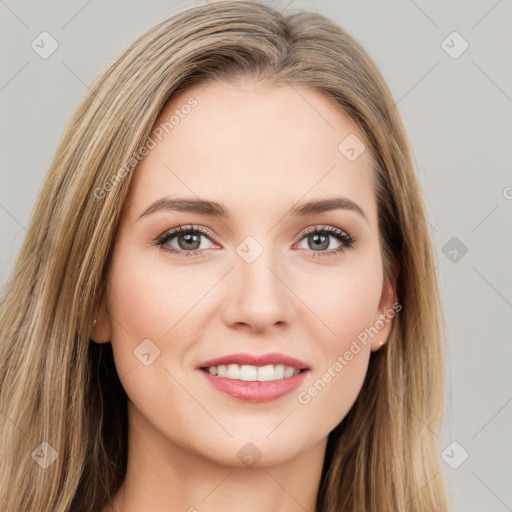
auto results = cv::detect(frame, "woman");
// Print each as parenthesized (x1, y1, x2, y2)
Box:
(0, 1, 449, 510)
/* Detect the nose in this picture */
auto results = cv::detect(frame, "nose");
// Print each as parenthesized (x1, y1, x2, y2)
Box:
(220, 245, 297, 333)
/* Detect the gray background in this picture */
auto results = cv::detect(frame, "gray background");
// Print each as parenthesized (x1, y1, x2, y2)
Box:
(1, 1, 511, 510)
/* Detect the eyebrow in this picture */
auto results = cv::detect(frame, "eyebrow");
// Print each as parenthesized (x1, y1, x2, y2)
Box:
(138, 196, 367, 221)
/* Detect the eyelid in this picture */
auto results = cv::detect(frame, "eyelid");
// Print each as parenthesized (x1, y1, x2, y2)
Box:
(297, 224, 351, 239)
(155, 224, 219, 246)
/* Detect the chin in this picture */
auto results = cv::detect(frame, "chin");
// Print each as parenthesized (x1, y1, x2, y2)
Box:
(206, 438, 305, 469)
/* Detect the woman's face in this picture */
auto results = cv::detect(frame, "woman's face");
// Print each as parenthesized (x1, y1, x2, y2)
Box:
(99, 80, 395, 467)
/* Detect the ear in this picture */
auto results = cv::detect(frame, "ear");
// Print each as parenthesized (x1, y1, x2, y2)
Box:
(370, 254, 400, 352)
(90, 292, 112, 344)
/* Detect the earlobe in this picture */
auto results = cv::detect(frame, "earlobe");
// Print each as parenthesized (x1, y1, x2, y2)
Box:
(372, 339, 386, 351)
(90, 294, 112, 344)
(90, 319, 110, 344)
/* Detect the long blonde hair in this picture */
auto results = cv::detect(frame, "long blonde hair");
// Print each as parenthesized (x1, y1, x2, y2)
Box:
(0, 1, 448, 510)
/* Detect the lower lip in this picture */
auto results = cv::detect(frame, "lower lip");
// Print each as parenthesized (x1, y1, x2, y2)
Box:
(198, 369, 309, 403)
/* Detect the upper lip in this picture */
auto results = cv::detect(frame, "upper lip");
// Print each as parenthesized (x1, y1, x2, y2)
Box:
(197, 352, 310, 371)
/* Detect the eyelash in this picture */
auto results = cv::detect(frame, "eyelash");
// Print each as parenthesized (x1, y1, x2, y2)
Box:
(154, 224, 356, 259)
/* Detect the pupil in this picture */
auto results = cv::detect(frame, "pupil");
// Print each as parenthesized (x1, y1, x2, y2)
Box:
(311, 233, 328, 250)
(179, 233, 200, 250)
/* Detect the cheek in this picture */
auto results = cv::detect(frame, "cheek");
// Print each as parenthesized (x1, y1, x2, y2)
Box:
(108, 256, 163, 340)
(298, 344, 370, 437)
(302, 260, 383, 352)
(106, 247, 220, 386)
(107, 250, 202, 343)
(105, 248, 174, 383)
(105, 251, 191, 431)
(293, 261, 382, 418)
(336, 279, 382, 349)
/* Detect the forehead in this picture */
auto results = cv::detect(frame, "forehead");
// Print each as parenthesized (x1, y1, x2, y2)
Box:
(125, 80, 377, 226)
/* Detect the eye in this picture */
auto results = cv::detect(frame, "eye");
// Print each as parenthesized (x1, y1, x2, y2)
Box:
(154, 224, 356, 258)
(294, 225, 356, 258)
(155, 225, 217, 257)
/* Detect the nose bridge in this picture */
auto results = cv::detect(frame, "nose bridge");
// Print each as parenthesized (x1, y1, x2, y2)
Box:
(222, 236, 296, 330)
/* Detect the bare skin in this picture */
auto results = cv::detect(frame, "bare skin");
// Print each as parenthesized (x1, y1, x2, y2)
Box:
(93, 79, 396, 512)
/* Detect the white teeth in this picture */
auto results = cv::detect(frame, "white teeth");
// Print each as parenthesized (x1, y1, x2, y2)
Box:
(240, 364, 257, 381)
(206, 364, 301, 381)
(226, 364, 240, 379)
(284, 366, 295, 378)
(257, 364, 275, 381)
(273, 364, 285, 379)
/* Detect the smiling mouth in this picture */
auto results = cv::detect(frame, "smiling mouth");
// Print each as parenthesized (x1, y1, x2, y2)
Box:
(201, 364, 306, 381)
